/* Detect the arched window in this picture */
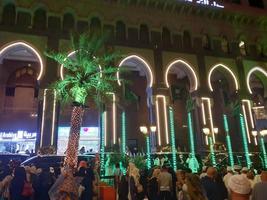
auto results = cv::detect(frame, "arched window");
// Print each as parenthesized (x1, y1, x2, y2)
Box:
(2, 3, 16, 26)
(116, 21, 126, 41)
(162, 27, 171, 47)
(63, 13, 75, 31)
(139, 24, 149, 44)
(183, 30, 192, 48)
(90, 17, 101, 36)
(33, 8, 47, 30)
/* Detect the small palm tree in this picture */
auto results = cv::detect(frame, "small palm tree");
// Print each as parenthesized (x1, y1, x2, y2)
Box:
(45, 34, 122, 170)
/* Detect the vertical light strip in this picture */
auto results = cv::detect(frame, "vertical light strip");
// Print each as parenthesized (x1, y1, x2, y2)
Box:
(201, 102, 206, 125)
(51, 90, 57, 146)
(146, 136, 152, 169)
(104, 111, 107, 146)
(223, 114, 234, 168)
(155, 97, 162, 146)
(260, 137, 267, 169)
(121, 111, 126, 154)
(242, 105, 251, 143)
(208, 136, 217, 167)
(254, 137, 258, 146)
(100, 111, 106, 177)
(40, 89, 47, 147)
(242, 100, 255, 129)
(202, 98, 215, 143)
(156, 95, 169, 144)
(187, 112, 195, 156)
(169, 107, 177, 171)
(112, 94, 116, 144)
(239, 113, 252, 168)
(205, 136, 208, 145)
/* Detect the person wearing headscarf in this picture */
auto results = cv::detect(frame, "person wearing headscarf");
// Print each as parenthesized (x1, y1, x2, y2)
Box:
(228, 174, 251, 200)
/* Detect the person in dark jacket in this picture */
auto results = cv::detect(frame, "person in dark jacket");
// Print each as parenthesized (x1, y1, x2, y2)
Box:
(80, 167, 95, 200)
(214, 173, 228, 200)
(147, 169, 160, 200)
(118, 175, 129, 200)
(37, 167, 56, 200)
(201, 167, 221, 200)
(10, 167, 32, 200)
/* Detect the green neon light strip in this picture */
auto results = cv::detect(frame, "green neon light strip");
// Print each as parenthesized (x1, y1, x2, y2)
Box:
(100, 112, 105, 177)
(239, 113, 252, 168)
(260, 137, 267, 169)
(208, 136, 217, 167)
(223, 115, 234, 168)
(169, 107, 177, 171)
(122, 112, 126, 154)
(187, 112, 195, 156)
(146, 136, 151, 169)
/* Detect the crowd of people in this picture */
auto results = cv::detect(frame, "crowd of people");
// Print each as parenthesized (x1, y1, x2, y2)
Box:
(1, 157, 267, 200)
(0, 160, 99, 200)
(116, 164, 267, 200)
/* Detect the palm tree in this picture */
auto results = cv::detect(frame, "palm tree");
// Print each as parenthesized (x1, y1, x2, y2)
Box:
(45, 34, 122, 197)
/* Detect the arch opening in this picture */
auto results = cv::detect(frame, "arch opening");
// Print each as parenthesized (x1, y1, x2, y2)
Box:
(117, 55, 153, 88)
(0, 42, 42, 153)
(165, 59, 198, 92)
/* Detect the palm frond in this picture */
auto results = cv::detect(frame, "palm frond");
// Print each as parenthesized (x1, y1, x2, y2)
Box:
(46, 33, 124, 107)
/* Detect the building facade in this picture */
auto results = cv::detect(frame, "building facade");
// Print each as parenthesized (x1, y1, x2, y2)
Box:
(0, 0, 267, 160)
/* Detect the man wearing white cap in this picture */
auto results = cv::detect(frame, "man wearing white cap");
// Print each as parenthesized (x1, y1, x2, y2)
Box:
(228, 174, 251, 200)
(252, 171, 267, 200)
(223, 166, 233, 189)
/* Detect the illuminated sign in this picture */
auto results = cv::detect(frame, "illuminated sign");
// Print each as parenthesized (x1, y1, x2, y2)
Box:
(181, 0, 224, 8)
(0, 131, 37, 140)
(57, 127, 100, 154)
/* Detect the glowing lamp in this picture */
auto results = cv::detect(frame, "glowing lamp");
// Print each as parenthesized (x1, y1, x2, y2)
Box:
(203, 128, 210, 136)
(251, 131, 258, 137)
(260, 130, 267, 137)
(140, 126, 148, 134)
(150, 126, 157, 132)
(214, 128, 219, 134)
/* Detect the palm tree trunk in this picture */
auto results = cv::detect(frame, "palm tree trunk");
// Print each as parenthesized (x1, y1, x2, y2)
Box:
(64, 105, 85, 169)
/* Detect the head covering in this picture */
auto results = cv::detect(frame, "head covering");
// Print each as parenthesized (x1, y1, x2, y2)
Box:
(228, 174, 251, 195)
(233, 165, 242, 171)
(227, 166, 233, 172)
(202, 166, 207, 172)
(241, 167, 248, 173)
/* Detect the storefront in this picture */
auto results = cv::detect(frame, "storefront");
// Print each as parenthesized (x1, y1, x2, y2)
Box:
(0, 131, 36, 153)
(57, 126, 100, 154)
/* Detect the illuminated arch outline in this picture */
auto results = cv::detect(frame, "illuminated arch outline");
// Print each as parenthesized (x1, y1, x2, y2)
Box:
(165, 59, 198, 92)
(60, 50, 102, 80)
(0, 41, 44, 80)
(208, 63, 239, 92)
(246, 67, 267, 94)
(117, 55, 154, 88)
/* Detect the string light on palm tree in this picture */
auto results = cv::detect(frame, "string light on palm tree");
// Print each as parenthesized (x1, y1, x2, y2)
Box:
(140, 125, 156, 169)
(45, 33, 123, 196)
(203, 127, 217, 167)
